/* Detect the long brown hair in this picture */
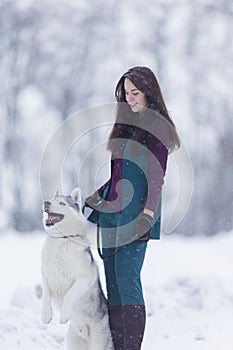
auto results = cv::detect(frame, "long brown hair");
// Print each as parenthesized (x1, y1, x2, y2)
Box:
(107, 66, 180, 154)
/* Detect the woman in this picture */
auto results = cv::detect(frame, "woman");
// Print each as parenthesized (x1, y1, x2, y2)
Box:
(85, 66, 180, 349)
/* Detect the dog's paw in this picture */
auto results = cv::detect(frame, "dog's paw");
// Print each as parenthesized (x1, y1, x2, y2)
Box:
(59, 312, 69, 324)
(41, 310, 53, 324)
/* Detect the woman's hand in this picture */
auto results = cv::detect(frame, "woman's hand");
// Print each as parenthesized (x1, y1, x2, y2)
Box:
(85, 191, 103, 210)
(134, 212, 154, 242)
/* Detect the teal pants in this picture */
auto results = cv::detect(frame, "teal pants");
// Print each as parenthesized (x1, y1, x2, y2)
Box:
(100, 212, 147, 306)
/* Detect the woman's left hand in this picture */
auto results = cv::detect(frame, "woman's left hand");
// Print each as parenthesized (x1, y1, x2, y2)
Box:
(134, 212, 154, 242)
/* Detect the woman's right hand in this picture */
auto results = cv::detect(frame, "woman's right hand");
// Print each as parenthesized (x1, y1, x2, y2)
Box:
(85, 191, 103, 210)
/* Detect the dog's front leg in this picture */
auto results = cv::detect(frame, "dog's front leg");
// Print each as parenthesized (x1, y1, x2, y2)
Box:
(41, 277, 53, 324)
(59, 278, 90, 324)
(59, 281, 79, 324)
(60, 267, 97, 324)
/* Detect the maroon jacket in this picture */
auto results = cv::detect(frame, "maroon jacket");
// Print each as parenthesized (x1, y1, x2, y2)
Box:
(97, 122, 169, 215)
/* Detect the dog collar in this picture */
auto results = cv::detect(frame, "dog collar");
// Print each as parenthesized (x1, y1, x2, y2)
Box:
(48, 233, 81, 239)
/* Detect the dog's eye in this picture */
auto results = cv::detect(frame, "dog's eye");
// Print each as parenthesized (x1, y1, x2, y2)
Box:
(59, 202, 66, 206)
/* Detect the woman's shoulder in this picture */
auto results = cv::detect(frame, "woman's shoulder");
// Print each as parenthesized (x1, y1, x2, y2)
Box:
(146, 114, 170, 150)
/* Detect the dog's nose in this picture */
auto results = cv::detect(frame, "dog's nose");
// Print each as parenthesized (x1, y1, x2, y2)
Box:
(44, 201, 51, 210)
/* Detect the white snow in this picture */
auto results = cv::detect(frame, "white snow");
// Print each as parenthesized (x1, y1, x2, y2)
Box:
(0, 230, 233, 349)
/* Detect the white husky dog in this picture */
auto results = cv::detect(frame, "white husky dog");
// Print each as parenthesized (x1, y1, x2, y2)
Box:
(41, 188, 113, 350)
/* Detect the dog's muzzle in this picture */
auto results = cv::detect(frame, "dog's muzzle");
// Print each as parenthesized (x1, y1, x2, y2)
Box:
(44, 202, 64, 226)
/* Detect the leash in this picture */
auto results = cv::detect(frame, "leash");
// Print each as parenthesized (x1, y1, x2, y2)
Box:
(83, 204, 123, 261)
(97, 220, 123, 261)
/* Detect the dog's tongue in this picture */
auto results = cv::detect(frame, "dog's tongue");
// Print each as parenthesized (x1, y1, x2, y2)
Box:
(45, 213, 64, 226)
(45, 217, 55, 226)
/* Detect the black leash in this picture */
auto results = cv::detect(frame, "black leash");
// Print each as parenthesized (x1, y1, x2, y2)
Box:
(83, 204, 123, 261)
(97, 220, 123, 261)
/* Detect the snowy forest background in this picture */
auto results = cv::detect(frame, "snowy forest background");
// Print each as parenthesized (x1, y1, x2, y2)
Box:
(0, 0, 232, 236)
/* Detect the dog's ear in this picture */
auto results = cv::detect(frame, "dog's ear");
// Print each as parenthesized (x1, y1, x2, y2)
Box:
(70, 187, 82, 208)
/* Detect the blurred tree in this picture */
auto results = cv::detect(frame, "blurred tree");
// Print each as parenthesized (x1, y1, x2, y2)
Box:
(0, 0, 232, 235)
(0, 1, 42, 230)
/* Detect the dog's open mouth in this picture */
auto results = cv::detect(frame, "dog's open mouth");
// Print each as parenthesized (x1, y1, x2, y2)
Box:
(44, 211, 64, 226)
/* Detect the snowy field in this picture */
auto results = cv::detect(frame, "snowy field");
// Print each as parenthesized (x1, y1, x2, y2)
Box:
(0, 230, 233, 350)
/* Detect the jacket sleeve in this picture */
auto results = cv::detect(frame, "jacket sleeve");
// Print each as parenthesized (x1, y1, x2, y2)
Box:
(97, 179, 111, 197)
(144, 125, 169, 213)
(96, 159, 114, 197)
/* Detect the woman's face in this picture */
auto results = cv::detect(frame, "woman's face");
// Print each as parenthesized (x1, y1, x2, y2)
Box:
(124, 78, 147, 113)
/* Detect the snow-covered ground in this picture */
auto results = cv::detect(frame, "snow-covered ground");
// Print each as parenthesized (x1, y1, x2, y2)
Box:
(0, 230, 233, 349)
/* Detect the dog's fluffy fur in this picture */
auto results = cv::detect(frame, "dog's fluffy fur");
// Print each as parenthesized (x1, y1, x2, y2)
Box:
(41, 188, 113, 350)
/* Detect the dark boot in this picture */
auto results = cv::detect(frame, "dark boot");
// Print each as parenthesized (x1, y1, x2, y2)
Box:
(108, 305, 124, 349)
(122, 305, 146, 350)
(108, 304, 146, 350)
